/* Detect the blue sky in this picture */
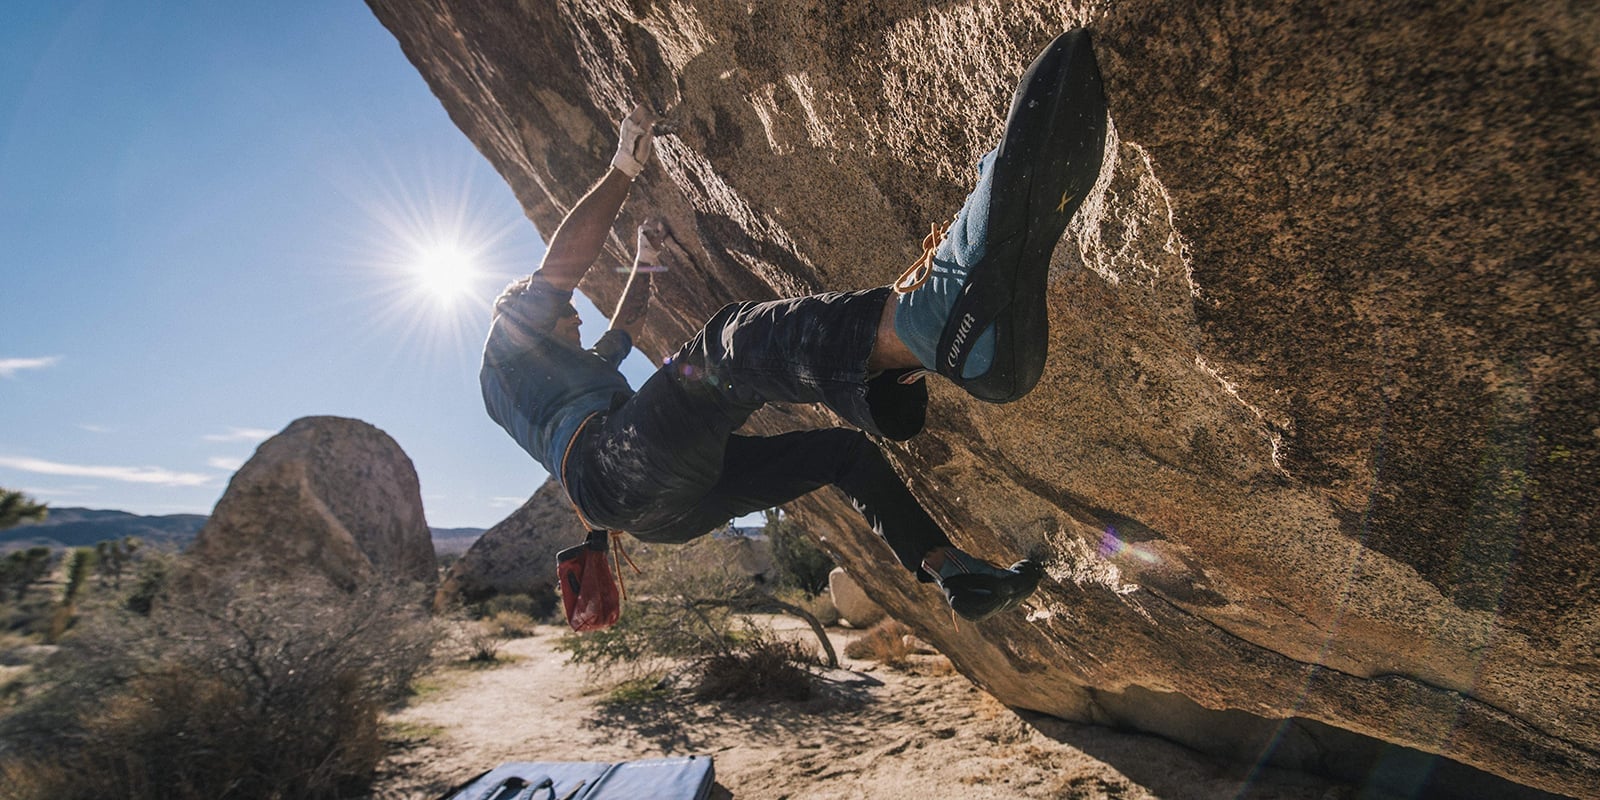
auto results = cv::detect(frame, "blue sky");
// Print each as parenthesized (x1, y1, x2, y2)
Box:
(1, 2, 654, 528)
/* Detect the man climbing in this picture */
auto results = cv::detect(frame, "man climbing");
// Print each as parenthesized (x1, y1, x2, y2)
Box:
(481, 29, 1107, 622)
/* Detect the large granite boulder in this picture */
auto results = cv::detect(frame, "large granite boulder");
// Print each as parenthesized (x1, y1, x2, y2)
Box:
(367, 1, 1598, 795)
(189, 416, 436, 588)
(435, 477, 585, 608)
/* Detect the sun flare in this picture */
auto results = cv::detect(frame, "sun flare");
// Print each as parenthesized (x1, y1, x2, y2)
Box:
(413, 242, 480, 302)
(343, 142, 543, 366)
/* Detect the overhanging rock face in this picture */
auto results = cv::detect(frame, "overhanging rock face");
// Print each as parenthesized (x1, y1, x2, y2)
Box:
(367, 1, 1599, 794)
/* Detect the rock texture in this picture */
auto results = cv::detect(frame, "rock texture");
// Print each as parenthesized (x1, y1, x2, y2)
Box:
(435, 477, 585, 608)
(367, 1, 1599, 795)
(189, 416, 436, 587)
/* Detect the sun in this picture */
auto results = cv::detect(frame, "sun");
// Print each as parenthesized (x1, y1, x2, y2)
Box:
(412, 241, 480, 303)
(339, 140, 543, 365)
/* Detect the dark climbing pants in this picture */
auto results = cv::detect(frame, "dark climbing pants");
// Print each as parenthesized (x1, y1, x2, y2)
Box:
(564, 287, 949, 576)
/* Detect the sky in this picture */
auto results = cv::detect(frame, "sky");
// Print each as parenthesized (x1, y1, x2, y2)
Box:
(0, 1, 657, 529)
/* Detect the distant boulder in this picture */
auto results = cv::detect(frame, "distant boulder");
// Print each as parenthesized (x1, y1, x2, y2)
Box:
(188, 416, 435, 588)
(435, 477, 584, 609)
(436, 481, 784, 612)
(828, 567, 885, 628)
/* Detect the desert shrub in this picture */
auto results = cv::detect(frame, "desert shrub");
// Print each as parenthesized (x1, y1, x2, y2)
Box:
(122, 551, 172, 616)
(0, 592, 54, 638)
(464, 628, 505, 664)
(478, 590, 558, 622)
(763, 510, 835, 594)
(554, 593, 733, 681)
(693, 638, 815, 702)
(556, 537, 761, 673)
(554, 537, 835, 702)
(442, 617, 514, 665)
(478, 592, 537, 617)
(843, 619, 915, 667)
(485, 609, 539, 639)
(0, 567, 438, 800)
(466, 588, 559, 625)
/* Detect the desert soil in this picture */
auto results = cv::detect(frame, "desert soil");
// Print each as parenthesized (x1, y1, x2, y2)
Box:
(368, 620, 1348, 799)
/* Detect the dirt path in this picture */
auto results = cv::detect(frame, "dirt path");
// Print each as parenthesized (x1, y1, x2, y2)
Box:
(369, 623, 1346, 799)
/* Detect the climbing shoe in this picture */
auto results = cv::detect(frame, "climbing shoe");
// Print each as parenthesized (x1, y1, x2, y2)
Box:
(893, 28, 1108, 403)
(924, 547, 1043, 622)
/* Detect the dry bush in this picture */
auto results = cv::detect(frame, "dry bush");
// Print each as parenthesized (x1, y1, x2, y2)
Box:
(693, 638, 816, 702)
(556, 537, 833, 702)
(485, 609, 539, 639)
(473, 591, 557, 624)
(555, 537, 761, 679)
(460, 621, 507, 664)
(0, 565, 437, 800)
(844, 619, 915, 666)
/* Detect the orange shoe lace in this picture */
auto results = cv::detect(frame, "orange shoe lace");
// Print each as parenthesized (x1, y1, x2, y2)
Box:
(893, 219, 953, 294)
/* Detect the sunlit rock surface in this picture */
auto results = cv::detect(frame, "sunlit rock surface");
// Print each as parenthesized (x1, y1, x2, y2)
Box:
(189, 415, 436, 587)
(368, 1, 1598, 794)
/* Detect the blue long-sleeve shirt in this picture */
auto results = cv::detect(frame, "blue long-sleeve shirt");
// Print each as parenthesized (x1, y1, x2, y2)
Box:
(480, 276, 633, 482)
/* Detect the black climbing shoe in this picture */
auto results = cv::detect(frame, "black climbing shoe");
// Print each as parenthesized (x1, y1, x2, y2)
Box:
(892, 28, 1109, 403)
(924, 548, 1043, 622)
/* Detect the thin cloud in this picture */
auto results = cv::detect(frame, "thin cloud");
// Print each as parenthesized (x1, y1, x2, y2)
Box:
(77, 423, 114, 434)
(15, 485, 91, 498)
(207, 456, 246, 471)
(0, 455, 212, 487)
(202, 427, 276, 443)
(0, 356, 61, 378)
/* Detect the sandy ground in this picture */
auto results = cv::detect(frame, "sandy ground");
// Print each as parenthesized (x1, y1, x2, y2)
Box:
(368, 621, 1349, 800)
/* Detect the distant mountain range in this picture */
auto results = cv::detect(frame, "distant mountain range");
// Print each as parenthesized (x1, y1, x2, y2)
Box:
(1, 507, 483, 554)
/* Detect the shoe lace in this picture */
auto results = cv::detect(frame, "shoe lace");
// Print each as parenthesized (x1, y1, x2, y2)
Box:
(892, 218, 953, 294)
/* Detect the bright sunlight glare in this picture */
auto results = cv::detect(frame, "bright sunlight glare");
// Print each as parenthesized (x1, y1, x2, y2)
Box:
(413, 241, 480, 303)
(332, 141, 539, 370)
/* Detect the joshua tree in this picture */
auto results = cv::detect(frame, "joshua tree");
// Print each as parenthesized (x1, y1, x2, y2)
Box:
(63, 547, 94, 604)
(1, 547, 55, 602)
(0, 488, 48, 530)
(95, 537, 140, 589)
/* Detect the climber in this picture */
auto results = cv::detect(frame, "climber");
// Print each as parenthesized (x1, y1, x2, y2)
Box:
(481, 29, 1107, 622)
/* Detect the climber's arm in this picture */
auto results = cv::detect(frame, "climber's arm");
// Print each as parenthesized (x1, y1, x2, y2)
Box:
(533, 104, 658, 293)
(608, 219, 666, 339)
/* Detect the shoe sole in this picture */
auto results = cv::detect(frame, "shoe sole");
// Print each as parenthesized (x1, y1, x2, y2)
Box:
(937, 29, 1109, 403)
